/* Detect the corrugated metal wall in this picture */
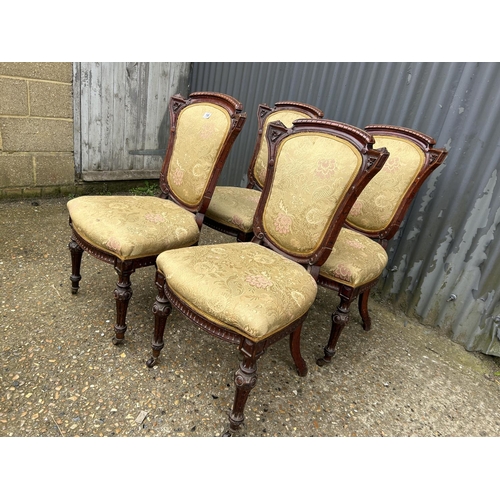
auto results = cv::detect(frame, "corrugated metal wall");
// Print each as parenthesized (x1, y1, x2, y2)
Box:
(190, 62, 500, 356)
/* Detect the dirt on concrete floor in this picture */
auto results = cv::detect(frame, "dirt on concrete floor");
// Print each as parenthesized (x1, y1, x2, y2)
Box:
(1, 196, 500, 439)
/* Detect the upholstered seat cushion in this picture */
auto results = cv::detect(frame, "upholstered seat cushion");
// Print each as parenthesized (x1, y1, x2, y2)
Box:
(67, 195, 200, 260)
(156, 242, 318, 341)
(205, 186, 261, 233)
(320, 228, 388, 287)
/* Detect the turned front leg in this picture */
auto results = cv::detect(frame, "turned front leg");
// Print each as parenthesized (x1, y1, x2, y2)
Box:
(224, 339, 265, 436)
(147, 272, 172, 367)
(112, 261, 135, 345)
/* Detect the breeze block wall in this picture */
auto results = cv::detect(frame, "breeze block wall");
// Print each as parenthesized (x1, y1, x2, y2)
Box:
(0, 62, 75, 198)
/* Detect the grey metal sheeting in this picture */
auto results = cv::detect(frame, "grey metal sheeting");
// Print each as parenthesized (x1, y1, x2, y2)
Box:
(190, 61, 500, 356)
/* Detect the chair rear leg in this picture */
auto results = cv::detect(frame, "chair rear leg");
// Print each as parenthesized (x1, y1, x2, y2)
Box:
(68, 236, 84, 294)
(112, 261, 135, 345)
(289, 324, 308, 377)
(358, 289, 372, 331)
(317, 287, 356, 367)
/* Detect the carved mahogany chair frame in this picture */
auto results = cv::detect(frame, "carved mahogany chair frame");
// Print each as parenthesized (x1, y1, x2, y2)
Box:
(317, 124, 448, 366)
(203, 101, 323, 242)
(149, 119, 389, 435)
(68, 92, 246, 345)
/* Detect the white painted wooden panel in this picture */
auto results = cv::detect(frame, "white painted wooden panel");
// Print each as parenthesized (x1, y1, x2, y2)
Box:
(74, 62, 191, 181)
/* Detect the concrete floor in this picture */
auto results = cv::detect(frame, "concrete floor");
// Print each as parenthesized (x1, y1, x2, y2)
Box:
(1, 197, 500, 439)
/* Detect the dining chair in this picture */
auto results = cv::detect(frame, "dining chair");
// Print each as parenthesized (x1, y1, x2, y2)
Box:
(148, 118, 389, 435)
(67, 92, 246, 345)
(316, 124, 448, 366)
(203, 101, 323, 241)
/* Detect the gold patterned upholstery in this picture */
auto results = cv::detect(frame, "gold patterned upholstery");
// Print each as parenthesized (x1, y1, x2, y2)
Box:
(316, 125, 448, 368)
(67, 196, 199, 260)
(167, 103, 232, 207)
(204, 102, 324, 240)
(319, 228, 388, 287)
(150, 119, 389, 435)
(263, 133, 361, 255)
(156, 242, 318, 341)
(253, 110, 315, 187)
(66, 92, 246, 347)
(68, 102, 233, 261)
(346, 135, 425, 232)
(203, 186, 261, 232)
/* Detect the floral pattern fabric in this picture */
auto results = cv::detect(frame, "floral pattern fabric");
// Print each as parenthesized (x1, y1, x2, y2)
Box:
(320, 228, 388, 287)
(156, 242, 318, 341)
(263, 133, 362, 256)
(67, 196, 200, 260)
(204, 109, 312, 234)
(205, 186, 261, 232)
(346, 136, 425, 232)
(166, 103, 231, 207)
(253, 110, 314, 187)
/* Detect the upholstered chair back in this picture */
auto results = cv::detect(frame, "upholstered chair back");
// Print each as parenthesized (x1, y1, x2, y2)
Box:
(253, 109, 315, 188)
(343, 125, 448, 244)
(165, 101, 233, 208)
(346, 135, 424, 233)
(253, 119, 389, 266)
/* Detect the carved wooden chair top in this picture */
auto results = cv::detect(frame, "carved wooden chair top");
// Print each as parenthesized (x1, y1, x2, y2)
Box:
(150, 118, 389, 434)
(203, 101, 324, 240)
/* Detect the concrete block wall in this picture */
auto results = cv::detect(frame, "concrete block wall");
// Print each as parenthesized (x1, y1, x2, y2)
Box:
(0, 62, 76, 198)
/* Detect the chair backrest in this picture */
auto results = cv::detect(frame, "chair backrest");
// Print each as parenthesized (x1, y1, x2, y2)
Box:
(159, 91, 246, 216)
(248, 102, 324, 190)
(252, 119, 390, 275)
(345, 124, 448, 245)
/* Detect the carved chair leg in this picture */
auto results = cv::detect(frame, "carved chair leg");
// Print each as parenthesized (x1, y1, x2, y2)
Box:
(358, 288, 372, 331)
(68, 236, 84, 294)
(112, 261, 135, 345)
(289, 324, 308, 377)
(317, 287, 356, 367)
(147, 272, 172, 368)
(223, 339, 264, 436)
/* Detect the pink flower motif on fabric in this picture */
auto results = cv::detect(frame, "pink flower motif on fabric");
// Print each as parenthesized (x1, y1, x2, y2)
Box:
(245, 274, 273, 289)
(315, 158, 337, 179)
(274, 212, 292, 234)
(385, 156, 401, 172)
(171, 168, 184, 186)
(230, 215, 245, 229)
(333, 263, 352, 282)
(145, 213, 165, 223)
(349, 199, 364, 216)
(106, 236, 121, 253)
